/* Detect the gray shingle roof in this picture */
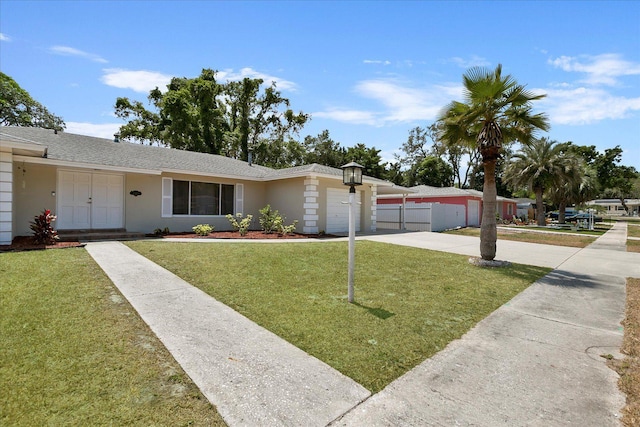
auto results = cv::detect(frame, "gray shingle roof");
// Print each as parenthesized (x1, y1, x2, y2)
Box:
(1, 127, 406, 190)
(266, 163, 342, 178)
(0, 127, 274, 179)
(0, 127, 401, 190)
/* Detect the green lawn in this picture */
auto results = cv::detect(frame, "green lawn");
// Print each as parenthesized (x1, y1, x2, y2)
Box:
(0, 249, 225, 426)
(127, 240, 550, 392)
(628, 223, 640, 239)
(445, 226, 598, 248)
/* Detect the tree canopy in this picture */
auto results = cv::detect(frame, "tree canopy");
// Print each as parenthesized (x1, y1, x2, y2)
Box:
(504, 138, 579, 226)
(114, 69, 309, 161)
(0, 72, 65, 131)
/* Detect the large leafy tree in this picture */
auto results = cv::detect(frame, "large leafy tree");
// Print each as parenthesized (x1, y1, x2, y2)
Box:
(394, 126, 433, 168)
(114, 69, 309, 160)
(252, 137, 306, 169)
(0, 72, 65, 130)
(225, 77, 309, 161)
(438, 64, 549, 261)
(405, 156, 454, 187)
(302, 130, 346, 168)
(344, 143, 387, 179)
(395, 124, 469, 188)
(504, 138, 580, 226)
(594, 146, 639, 213)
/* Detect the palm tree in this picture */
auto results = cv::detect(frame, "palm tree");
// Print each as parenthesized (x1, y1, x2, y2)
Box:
(548, 162, 599, 223)
(503, 138, 578, 226)
(438, 65, 549, 261)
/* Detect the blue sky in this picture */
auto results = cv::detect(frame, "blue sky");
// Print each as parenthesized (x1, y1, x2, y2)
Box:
(1, 1, 639, 169)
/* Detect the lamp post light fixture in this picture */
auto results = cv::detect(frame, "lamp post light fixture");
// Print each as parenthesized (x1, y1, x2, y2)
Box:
(341, 161, 364, 303)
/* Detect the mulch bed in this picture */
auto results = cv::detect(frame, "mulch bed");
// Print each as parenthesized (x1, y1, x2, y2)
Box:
(0, 236, 85, 252)
(158, 230, 331, 240)
(1, 231, 335, 252)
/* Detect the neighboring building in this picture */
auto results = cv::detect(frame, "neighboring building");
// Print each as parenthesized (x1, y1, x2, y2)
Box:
(376, 185, 518, 230)
(0, 127, 404, 245)
(514, 198, 536, 221)
(586, 198, 640, 217)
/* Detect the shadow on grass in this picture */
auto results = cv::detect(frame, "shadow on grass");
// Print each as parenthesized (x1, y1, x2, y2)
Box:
(353, 302, 396, 320)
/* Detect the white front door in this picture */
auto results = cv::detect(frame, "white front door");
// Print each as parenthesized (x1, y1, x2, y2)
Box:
(326, 188, 361, 233)
(57, 171, 124, 230)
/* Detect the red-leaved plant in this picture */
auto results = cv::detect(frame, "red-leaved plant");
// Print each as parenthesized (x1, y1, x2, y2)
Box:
(30, 209, 59, 244)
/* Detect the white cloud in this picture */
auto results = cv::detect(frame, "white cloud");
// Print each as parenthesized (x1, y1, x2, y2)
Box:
(355, 79, 460, 123)
(101, 68, 172, 93)
(549, 53, 640, 86)
(217, 67, 297, 91)
(50, 45, 108, 63)
(540, 86, 640, 125)
(0, 33, 10, 42)
(314, 78, 464, 127)
(312, 109, 379, 126)
(363, 59, 391, 65)
(445, 55, 491, 69)
(65, 122, 122, 139)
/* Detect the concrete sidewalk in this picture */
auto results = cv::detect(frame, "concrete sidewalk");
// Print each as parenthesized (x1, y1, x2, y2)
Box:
(334, 221, 637, 426)
(85, 222, 639, 426)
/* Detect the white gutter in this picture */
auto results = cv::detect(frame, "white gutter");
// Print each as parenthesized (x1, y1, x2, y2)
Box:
(13, 155, 162, 175)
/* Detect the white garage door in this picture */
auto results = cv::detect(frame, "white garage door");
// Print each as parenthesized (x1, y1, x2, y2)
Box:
(468, 199, 480, 227)
(326, 188, 361, 233)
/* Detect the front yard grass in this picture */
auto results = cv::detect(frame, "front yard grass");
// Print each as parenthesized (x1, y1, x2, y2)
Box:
(625, 223, 640, 253)
(0, 249, 225, 426)
(445, 226, 597, 248)
(127, 240, 550, 392)
(629, 224, 640, 238)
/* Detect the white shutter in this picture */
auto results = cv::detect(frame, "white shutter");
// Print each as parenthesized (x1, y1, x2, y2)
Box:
(162, 177, 172, 217)
(235, 183, 243, 215)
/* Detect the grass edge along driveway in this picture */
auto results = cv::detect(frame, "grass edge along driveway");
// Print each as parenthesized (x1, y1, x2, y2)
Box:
(0, 249, 225, 426)
(127, 240, 550, 393)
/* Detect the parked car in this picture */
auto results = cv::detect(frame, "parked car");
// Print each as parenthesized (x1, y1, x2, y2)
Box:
(546, 210, 576, 220)
(566, 213, 603, 223)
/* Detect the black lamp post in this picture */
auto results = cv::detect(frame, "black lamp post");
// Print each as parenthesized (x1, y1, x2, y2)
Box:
(341, 161, 364, 303)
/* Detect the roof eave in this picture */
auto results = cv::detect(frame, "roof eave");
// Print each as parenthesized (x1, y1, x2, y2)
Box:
(13, 155, 162, 175)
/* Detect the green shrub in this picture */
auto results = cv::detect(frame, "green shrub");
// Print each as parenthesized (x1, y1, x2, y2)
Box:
(30, 209, 59, 244)
(192, 224, 214, 236)
(226, 213, 253, 236)
(259, 205, 298, 236)
(153, 227, 171, 236)
(259, 205, 279, 234)
(279, 220, 298, 236)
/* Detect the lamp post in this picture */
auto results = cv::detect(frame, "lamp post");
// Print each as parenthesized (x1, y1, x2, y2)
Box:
(341, 161, 364, 303)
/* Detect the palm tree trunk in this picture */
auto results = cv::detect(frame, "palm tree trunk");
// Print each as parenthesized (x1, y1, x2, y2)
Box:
(558, 201, 567, 224)
(480, 159, 497, 260)
(535, 188, 546, 226)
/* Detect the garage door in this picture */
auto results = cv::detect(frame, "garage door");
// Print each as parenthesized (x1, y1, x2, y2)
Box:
(326, 188, 361, 233)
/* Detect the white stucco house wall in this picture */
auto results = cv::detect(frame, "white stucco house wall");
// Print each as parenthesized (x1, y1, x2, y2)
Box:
(0, 127, 403, 245)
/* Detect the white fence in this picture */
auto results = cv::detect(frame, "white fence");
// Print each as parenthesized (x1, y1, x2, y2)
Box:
(377, 202, 466, 232)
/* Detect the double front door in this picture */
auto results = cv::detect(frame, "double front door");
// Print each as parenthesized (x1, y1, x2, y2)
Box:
(57, 171, 124, 230)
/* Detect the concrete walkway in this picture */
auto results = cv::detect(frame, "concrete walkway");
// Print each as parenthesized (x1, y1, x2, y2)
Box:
(85, 242, 370, 427)
(85, 222, 640, 426)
